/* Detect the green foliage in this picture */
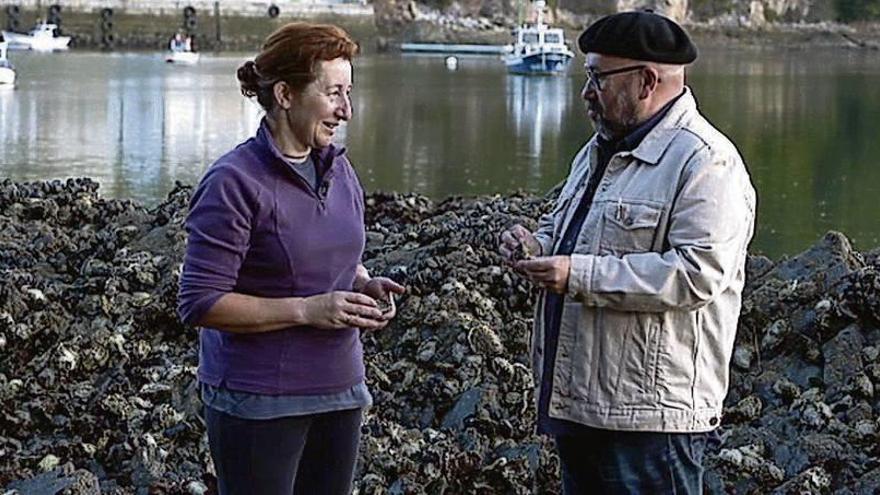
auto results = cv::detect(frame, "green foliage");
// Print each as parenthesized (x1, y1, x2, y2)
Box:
(689, 0, 738, 20)
(835, 0, 880, 21)
(421, 0, 455, 10)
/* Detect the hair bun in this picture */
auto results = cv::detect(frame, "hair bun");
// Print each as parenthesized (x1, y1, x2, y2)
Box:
(237, 60, 261, 98)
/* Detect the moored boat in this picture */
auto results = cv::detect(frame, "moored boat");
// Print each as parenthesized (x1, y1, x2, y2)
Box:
(503, 0, 574, 75)
(165, 32, 199, 65)
(0, 61, 14, 86)
(0, 38, 14, 86)
(1, 23, 71, 51)
(164, 51, 200, 65)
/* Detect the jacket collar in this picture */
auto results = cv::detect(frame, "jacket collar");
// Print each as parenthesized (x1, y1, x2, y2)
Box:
(255, 118, 347, 176)
(629, 87, 697, 165)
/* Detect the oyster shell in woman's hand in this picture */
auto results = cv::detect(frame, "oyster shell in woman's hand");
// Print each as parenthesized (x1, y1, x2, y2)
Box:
(375, 293, 395, 315)
(363, 278, 396, 317)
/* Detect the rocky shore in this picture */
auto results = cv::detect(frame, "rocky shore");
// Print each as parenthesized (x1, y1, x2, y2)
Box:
(1, 179, 879, 494)
(372, 0, 880, 50)
(5, 3, 880, 52)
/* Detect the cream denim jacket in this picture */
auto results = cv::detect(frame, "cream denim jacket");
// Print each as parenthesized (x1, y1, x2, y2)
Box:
(532, 88, 756, 432)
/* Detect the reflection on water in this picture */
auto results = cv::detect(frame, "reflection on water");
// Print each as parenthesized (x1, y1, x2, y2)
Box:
(0, 49, 879, 257)
(347, 54, 581, 198)
(506, 74, 569, 182)
(690, 48, 880, 256)
(0, 52, 263, 203)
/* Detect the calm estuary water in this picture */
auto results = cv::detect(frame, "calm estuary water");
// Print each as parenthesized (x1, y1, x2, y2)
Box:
(1, 48, 878, 257)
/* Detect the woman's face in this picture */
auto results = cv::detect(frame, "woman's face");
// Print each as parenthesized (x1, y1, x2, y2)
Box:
(285, 57, 353, 151)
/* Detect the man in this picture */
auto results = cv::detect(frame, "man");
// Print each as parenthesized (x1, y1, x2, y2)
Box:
(170, 32, 185, 52)
(499, 11, 756, 494)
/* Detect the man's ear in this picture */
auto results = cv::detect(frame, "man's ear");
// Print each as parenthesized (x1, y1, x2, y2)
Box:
(640, 67, 660, 99)
(273, 81, 293, 110)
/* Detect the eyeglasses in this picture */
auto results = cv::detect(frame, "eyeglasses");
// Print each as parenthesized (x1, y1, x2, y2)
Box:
(585, 64, 646, 92)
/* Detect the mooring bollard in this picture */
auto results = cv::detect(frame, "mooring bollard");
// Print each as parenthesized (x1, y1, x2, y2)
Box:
(214, 0, 223, 45)
(183, 5, 197, 34)
(99, 7, 115, 49)
(4, 5, 21, 32)
(47, 3, 63, 34)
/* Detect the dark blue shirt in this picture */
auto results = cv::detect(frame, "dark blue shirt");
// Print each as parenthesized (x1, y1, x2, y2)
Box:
(538, 94, 682, 436)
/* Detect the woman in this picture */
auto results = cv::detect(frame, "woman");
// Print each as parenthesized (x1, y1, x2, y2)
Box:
(177, 22, 404, 494)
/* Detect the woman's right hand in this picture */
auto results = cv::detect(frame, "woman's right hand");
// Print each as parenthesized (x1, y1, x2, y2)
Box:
(301, 291, 385, 330)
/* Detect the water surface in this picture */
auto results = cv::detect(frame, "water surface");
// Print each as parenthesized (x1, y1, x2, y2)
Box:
(1, 48, 878, 257)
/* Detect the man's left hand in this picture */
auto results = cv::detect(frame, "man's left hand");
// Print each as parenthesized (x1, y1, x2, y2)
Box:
(516, 256, 571, 294)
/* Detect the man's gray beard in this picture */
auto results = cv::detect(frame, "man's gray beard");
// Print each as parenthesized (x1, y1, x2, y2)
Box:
(590, 88, 638, 141)
(590, 100, 639, 141)
(591, 118, 615, 141)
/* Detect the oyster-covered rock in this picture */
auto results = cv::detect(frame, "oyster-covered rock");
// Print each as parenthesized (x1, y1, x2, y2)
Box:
(1, 180, 880, 493)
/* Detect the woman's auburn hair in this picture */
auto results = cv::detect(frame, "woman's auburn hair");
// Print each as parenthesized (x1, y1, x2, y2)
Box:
(238, 22, 358, 110)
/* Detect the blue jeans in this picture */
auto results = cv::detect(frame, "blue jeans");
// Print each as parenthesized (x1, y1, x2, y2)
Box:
(556, 428, 713, 495)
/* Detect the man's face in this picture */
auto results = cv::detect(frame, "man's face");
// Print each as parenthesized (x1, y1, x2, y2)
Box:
(582, 53, 643, 141)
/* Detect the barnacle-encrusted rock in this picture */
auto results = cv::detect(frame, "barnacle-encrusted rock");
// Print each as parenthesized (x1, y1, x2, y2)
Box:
(2, 180, 880, 493)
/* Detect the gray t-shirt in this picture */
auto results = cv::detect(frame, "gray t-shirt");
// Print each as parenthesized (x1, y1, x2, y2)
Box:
(286, 155, 320, 192)
(201, 381, 372, 420)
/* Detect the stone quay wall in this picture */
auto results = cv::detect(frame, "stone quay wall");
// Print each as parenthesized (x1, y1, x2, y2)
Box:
(5, 0, 371, 18)
(2, 0, 377, 50)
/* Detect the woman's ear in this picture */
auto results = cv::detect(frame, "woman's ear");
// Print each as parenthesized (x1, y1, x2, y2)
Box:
(273, 81, 293, 110)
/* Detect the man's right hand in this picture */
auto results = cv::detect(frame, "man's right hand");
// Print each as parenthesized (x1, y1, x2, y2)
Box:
(499, 224, 541, 264)
(301, 291, 385, 330)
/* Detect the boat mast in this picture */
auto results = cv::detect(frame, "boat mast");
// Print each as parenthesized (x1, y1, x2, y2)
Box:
(534, 0, 546, 30)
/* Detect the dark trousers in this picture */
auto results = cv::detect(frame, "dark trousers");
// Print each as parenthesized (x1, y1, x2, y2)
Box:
(556, 428, 712, 495)
(204, 406, 363, 495)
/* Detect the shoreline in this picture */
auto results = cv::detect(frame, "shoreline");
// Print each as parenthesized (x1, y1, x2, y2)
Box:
(2, 6, 879, 52)
(1, 179, 879, 493)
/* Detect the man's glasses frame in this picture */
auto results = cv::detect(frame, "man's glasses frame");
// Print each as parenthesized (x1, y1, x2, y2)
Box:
(585, 64, 647, 92)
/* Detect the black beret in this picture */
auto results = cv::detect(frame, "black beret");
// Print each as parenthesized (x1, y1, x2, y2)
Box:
(578, 11, 697, 64)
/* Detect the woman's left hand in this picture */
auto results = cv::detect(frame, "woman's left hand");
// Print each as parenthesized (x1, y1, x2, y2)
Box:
(359, 277, 405, 327)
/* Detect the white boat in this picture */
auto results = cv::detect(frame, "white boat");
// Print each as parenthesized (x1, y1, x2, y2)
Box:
(1, 23, 71, 51)
(0, 39, 14, 86)
(165, 51, 200, 65)
(0, 61, 14, 86)
(504, 0, 574, 75)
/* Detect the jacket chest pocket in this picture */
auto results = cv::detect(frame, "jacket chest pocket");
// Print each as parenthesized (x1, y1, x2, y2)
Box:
(599, 201, 662, 255)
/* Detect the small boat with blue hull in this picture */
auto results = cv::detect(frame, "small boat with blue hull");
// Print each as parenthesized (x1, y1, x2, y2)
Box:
(504, 0, 574, 75)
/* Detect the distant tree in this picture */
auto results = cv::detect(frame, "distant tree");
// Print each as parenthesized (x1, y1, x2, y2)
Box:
(835, 0, 880, 21)
(689, 0, 737, 20)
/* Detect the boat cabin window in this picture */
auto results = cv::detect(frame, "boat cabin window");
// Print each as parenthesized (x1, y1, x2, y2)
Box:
(523, 32, 539, 44)
(544, 33, 561, 44)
